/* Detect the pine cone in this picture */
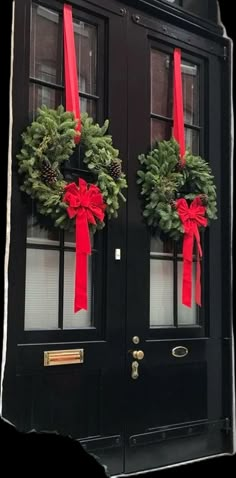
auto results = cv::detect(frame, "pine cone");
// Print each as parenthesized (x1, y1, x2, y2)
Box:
(41, 160, 57, 185)
(199, 194, 208, 206)
(165, 191, 174, 202)
(170, 199, 177, 209)
(176, 159, 186, 171)
(108, 160, 122, 180)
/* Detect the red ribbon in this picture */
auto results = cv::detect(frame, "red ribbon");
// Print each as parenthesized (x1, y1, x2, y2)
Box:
(173, 48, 186, 164)
(176, 196, 207, 307)
(63, 179, 106, 312)
(63, 4, 81, 143)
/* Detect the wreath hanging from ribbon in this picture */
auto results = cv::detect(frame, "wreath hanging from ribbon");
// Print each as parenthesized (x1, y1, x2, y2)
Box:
(137, 49, 217, 308)
(17, 107, 127, 232)
(17, 4, 127, 313)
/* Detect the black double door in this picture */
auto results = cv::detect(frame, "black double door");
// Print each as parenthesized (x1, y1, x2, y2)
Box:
(3, 0, 232, 476)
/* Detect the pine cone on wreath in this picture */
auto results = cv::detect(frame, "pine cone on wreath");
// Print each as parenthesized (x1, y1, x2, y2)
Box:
(199, 193, 208, 206)
(176, 160, 186, 171)
(165, 190, 174, 201)
(41, 159, 57, 185)
(108, 159, 122, 180)
(170, 199, 177, 209)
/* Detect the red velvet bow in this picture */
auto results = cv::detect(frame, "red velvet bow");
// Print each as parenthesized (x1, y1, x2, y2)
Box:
(63, 178, 106, 312)
(176, 196, 207, 307)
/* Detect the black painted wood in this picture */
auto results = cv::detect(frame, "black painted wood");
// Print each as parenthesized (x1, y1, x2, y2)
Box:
(120, 0, 223, 37)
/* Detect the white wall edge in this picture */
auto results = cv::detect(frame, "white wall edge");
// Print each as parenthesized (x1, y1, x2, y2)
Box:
(0, 0, 15, 418)
(217, 0, 236, 455)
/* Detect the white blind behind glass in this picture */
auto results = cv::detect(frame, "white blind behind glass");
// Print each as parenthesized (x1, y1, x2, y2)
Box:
(150, 259, 174, 327)
(25, 249, 59, 330)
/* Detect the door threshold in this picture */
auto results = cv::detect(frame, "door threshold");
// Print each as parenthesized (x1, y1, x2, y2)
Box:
(111, 452, 233, 478)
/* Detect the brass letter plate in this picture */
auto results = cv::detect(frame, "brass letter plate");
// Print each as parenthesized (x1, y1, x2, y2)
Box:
(44, 349, 84, 366)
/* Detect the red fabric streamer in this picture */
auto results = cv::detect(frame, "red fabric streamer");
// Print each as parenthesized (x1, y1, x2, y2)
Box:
(63, 179, 106, 312)
(176, 197, 207, 308)
(173, 48, 186, 163)
(63, 4, 81, 142)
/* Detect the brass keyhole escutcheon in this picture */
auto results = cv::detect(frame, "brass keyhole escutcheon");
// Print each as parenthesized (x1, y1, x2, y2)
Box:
(132, 350, 144, 360)
(172, 346, 189, 358)
(131, 361, 139, 380)
(132, 336, 140, 345)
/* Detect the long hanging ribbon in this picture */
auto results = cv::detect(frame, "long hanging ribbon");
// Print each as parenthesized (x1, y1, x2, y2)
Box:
(63, 4, 81, 142)
(176, 197, 207, 307)
(63, 179, 106, 312)
(63, 7, 101, 313)
(173, 48, 185, 164)
(173, 49, 206, 307)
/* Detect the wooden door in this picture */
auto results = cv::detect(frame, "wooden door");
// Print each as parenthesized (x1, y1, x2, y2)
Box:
(3, 1, 128, 475)
(124, 5, 233, 473)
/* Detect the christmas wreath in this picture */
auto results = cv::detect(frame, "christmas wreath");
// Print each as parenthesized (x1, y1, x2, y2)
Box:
(17, 105, 127, 234)
(137, 138, 217, 308)
(17, 104, 127, 313)
(137, 138, 217, 241)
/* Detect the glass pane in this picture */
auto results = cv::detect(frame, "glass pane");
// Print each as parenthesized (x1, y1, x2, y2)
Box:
(150, 50, 199, 125)
(182, 0, 209, 18)
(177, 261, 198, 325)
(25, 249, 59, 330)
(151, 119, 172, 145)
(29, 84, 62, 119)
(151, 50, 172, 117)
(150, 236, 173, 255)
(80, 97, 96, 118)
(27, 212, 59, 245)
(64, 229, 76, 247)
(30, 4, 62, 84)
(185, 128, 199, 155)
(63, 251, 93, 328)
(74, 20, 97, 96)
(182, 60, 199, 126)
(150, 259, 174, 327)
(176, 238, 184, 256)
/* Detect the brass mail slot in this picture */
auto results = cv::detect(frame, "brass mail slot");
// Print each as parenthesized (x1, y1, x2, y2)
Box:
(44, 349, 84, 366)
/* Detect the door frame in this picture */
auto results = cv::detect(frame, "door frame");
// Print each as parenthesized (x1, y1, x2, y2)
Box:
(1, 0, 234, 475)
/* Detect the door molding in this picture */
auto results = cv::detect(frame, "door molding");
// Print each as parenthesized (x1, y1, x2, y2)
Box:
(131, 11, 225, 57)
(120, 0, 223, 38)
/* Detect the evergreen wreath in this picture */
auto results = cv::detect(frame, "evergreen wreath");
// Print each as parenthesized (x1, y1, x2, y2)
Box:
(17, 105, 127, 233)
(137, 138, 217, 240)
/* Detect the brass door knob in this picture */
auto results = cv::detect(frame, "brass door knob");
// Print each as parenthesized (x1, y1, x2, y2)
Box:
(132, 350, 144, 360)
